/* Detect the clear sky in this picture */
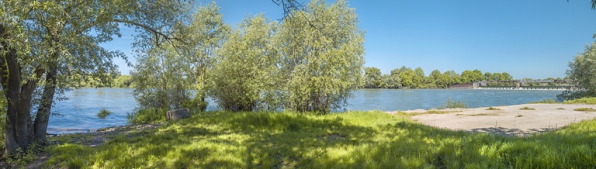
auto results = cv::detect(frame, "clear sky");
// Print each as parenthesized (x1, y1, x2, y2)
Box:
(104, 0, 596, 79)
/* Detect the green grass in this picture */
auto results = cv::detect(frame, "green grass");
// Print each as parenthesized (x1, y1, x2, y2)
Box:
(486, 107, 500, 110)
(557, 108, 565, 110)
(573, 108, 596, 112)
(519, 107, 535, 110)
(528, 98, 557, 104)
(44, 111, 596, 168)
(563, 97, 596, 104)
(97, 109, 112, 119)
(437, 98, 469, 109)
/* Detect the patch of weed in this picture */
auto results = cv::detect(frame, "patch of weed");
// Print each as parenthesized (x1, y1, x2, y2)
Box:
(563, 97, 596, 104)
(97, 109, 112, 119)
(520, 107, 535, 110)
(573, 108, 596, 112)
(486, 107, 500, 110)
(528, 98, 557, 104)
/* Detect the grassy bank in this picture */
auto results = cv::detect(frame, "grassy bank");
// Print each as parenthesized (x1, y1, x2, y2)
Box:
(44, 111, 596, 168)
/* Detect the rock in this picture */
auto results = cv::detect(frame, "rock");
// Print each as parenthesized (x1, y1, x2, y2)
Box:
(166, 108, 190, 120)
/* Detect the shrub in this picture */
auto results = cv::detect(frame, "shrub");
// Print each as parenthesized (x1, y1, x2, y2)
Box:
(486, 107, 500, 110)
(519, 107, 535, 110)
(563, 97, 596, 104)
(437, 98, 469, 109)
(528, 98, 557, 104)
(127, 108, 169, 124)
(573, 108, 596, 112)
(97, 109, 112, 119)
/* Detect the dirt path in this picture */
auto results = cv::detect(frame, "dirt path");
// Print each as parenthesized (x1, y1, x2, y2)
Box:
(392, 104, 596, 137)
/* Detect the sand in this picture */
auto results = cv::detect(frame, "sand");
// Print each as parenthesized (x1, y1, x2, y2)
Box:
(391, 104, 596, 137)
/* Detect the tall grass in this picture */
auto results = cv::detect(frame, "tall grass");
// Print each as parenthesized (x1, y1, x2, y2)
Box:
(437, 98, 469, 109)
(528, 98, 557, 104)
(563, 97, 596, 104)
(44, 111, 596, 168)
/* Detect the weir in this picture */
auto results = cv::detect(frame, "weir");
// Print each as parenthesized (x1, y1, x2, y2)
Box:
(450, 79, 574, 90)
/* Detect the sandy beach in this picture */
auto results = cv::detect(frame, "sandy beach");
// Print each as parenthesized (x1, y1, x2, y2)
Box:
(390, 104, 596, 137)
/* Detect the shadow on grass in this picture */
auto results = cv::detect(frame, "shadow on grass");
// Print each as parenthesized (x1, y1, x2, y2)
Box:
(466, 127, 557, 137)
(46, 111, 596, 168)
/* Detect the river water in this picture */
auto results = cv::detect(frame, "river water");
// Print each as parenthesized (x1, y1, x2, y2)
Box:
(47, 88, 562, 134)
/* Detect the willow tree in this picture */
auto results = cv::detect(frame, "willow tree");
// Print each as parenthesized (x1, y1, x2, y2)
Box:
(278, 0, 365, 113)
(132, 3, 227, 112)
(560, 42, 596, 100)
(210, 15, 279, 111)
(0, 0, 188, 154)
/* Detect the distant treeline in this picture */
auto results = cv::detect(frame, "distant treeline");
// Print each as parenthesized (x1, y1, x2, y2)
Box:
(69, 75, 135, 88)
(362, 66, 566, 89)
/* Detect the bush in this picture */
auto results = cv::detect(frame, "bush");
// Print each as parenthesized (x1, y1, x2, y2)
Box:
(563, 97, 596, 104)
(127, 108, 169, 124)
(528, 98, 557, 104)
(97, 109, 112, 119)
(437, 98, 469, 109)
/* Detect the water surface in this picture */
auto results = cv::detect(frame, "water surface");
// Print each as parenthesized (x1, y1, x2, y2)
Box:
(47, 88, 563, 134)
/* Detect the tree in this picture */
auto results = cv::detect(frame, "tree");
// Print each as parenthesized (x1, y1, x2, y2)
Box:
(444, 70, 461, 86)
(560, 42, 596, 99)
(484, 72, 492, 81)
(430, 69, 448, 88)
(277, 0, 364, 113)
(1, 0, 188, 154)
(399, 69, 417, 88)
(210, 14, 278, 111)
(132, 3, 227, 112)
(364, 67, 382, 88)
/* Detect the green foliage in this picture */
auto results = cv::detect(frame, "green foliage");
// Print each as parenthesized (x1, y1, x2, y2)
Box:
(486, 107, 501, 110)
(277, 0, 364, 113)
(528, 98, 557, 104)
(519, 107, 535, 110)
(560, 42, 596, 100)
(127, 108, 169, 124)
(131, 2, 227, 111)
(364, 67, 383, 88)
(5, 141, 44, 167)
(437, 98, 469, 109)
(573, 108, 596, 112)
(113, 75, 135, 88)
(46, 111, 596, 168)
(562, 97, 596, 104)
(97, 109, 112, 119)
(210, 14, 278, 111)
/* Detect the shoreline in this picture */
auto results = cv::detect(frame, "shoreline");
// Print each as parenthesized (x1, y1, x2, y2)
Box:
(389, 103, 596, 136)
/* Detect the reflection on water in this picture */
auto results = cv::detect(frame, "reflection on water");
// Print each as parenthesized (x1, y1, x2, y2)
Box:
(47, 88, 563, 134)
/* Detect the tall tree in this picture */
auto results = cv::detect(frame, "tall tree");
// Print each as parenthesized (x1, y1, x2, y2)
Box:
(1, 0, 188, 154)
(278, 0, 365, 113)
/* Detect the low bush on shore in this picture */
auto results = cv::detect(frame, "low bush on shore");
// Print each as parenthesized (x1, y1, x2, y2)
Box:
(437, 98, 469, 109)
(528, 98, 557, 104)
(43, 111, 596, 168)
(563, 97, 596, 104)
(127, 108, 169, 124)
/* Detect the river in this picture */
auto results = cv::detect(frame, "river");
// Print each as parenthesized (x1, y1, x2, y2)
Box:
(47, 88, 562, 134)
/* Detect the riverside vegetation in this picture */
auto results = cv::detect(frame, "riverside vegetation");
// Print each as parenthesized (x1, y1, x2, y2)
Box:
(39, 111, 596, 168)
(4, 0, 596, 168)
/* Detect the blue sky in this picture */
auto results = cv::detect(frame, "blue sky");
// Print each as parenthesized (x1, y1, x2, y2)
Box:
(104, 0, 596, 79)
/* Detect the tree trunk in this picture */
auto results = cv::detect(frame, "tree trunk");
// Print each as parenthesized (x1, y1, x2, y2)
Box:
(33, 65, 57, 143)
(0, 24, 29, 154)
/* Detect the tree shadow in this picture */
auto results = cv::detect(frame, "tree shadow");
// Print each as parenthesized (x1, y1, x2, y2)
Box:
(466, 127, 557, 137)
